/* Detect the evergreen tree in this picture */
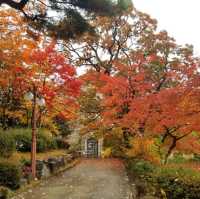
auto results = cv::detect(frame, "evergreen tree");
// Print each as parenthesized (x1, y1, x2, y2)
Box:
(0, 0, 132, 39)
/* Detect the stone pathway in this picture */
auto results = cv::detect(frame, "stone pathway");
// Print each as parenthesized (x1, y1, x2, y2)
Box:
(13, 159, 133, 199)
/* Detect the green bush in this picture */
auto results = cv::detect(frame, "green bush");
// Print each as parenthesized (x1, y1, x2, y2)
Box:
(37, 130, 57, 152)
(47, 137, 57, 150)
(126, 159, 155, 177)
(0, 186, 12, 199)
(0, 131, 15, 158)
(192, 153, 200, 162)
(152, 166, 200, 199)
(12, 128, 57, 152)
(56, 138, 70, 149)
(0, 162, 21, 190)
(126, 158, 200, 199)
(13, 129, 32, 152)
(53, 117, 72, 137)
(168, 153, 188, 164)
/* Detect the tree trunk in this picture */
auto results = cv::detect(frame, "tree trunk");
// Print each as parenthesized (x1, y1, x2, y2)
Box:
(36, 108, 42, 128)
(157, 132, 168, 160)
(138, 121, 145, 136)
(2, 106, 6, 130)
(164, 137, 177, 164)
(31, 86, 37, 179)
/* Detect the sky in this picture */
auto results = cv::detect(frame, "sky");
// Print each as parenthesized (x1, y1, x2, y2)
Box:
(133, 0, 200, 55)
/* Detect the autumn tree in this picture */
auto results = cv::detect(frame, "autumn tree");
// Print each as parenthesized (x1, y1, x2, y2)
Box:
(14, 43, 81, 178)
(0, 9, 39, 129)
(64, 6, 157, 74)
(64, 2, 196, 82)
(83, 48, 200, 162)
(78, 85, 102, 134)
(0, 8, 81, 177)
(146, 85, 200, 163)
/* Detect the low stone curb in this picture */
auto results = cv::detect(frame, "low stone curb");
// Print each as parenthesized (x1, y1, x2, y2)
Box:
(11, 159, 81, 199)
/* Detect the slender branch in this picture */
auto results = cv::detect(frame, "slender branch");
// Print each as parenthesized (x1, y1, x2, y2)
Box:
(177, 132, 192, 141)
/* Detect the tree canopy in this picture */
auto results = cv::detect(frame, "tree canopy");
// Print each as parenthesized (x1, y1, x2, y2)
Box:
(0, 0, 132, 40)
(1, 1, 200, 166)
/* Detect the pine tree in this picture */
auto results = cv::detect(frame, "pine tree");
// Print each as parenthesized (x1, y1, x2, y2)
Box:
(0, 0, 132, 40)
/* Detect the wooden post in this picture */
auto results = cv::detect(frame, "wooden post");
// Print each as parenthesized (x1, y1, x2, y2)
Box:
(31, 86, 37, 179)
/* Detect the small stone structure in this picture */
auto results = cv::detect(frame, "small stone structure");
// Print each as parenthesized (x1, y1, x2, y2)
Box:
(81, 133, 103, 158)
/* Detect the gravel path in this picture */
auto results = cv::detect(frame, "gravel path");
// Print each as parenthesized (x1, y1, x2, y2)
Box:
(13, 159, 133, 199)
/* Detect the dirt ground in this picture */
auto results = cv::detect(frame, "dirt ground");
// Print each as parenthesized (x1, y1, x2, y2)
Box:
(12, 159, 133, 199)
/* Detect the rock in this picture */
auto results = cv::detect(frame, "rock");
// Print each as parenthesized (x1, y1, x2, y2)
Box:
(36, 160, 44, 179)
(20, 178, 27, 186)
(48, 161, 57, 174)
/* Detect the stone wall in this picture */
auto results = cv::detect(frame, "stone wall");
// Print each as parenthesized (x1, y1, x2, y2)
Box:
(21, 154, 74, 185)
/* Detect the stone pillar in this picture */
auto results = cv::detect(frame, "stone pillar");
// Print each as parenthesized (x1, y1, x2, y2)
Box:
(98, 138, 103, 157)
(84, 138, 88, 157)
(81, 137, 86, 157)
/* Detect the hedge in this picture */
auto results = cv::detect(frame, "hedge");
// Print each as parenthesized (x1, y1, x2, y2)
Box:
(0, 131, 15, 158)
(0, 162, 21, 190)
(126, 158, 200, 199)
(12, 128, 57, 152)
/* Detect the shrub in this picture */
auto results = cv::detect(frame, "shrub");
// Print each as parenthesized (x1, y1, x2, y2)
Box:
(103, 128, 128, 158)
(56, 138, 70, 149)
(127, 137, 161, 164)
(0, 162, 21, 190)
(0, 186, 12, 199)
(126, 158, 200, 199)
(47, 138, 57, 150)
(102, 147, 112, 158)
(53, 116, 72, 137)
(13, 128, 57, 152)
(192, 153, 200, 162)
(152, 166, 200, 199)
(0, 131, 15, 158)
(126, 159, 155, 177)
(168, 153, 188, 164)
(68, 142, 81, 152)
(37, 134, 48, 152)
(13, 129, 32, 152)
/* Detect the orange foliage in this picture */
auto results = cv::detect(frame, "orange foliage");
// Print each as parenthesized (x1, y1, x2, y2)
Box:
(127, 137, 160, 164)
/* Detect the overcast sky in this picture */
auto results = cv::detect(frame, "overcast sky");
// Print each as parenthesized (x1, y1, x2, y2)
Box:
(133, 0, 200, 55)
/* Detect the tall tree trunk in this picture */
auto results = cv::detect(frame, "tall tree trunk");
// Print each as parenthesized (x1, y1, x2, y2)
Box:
(36, 108, 42, 128)
(31, 86, 37, 179)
